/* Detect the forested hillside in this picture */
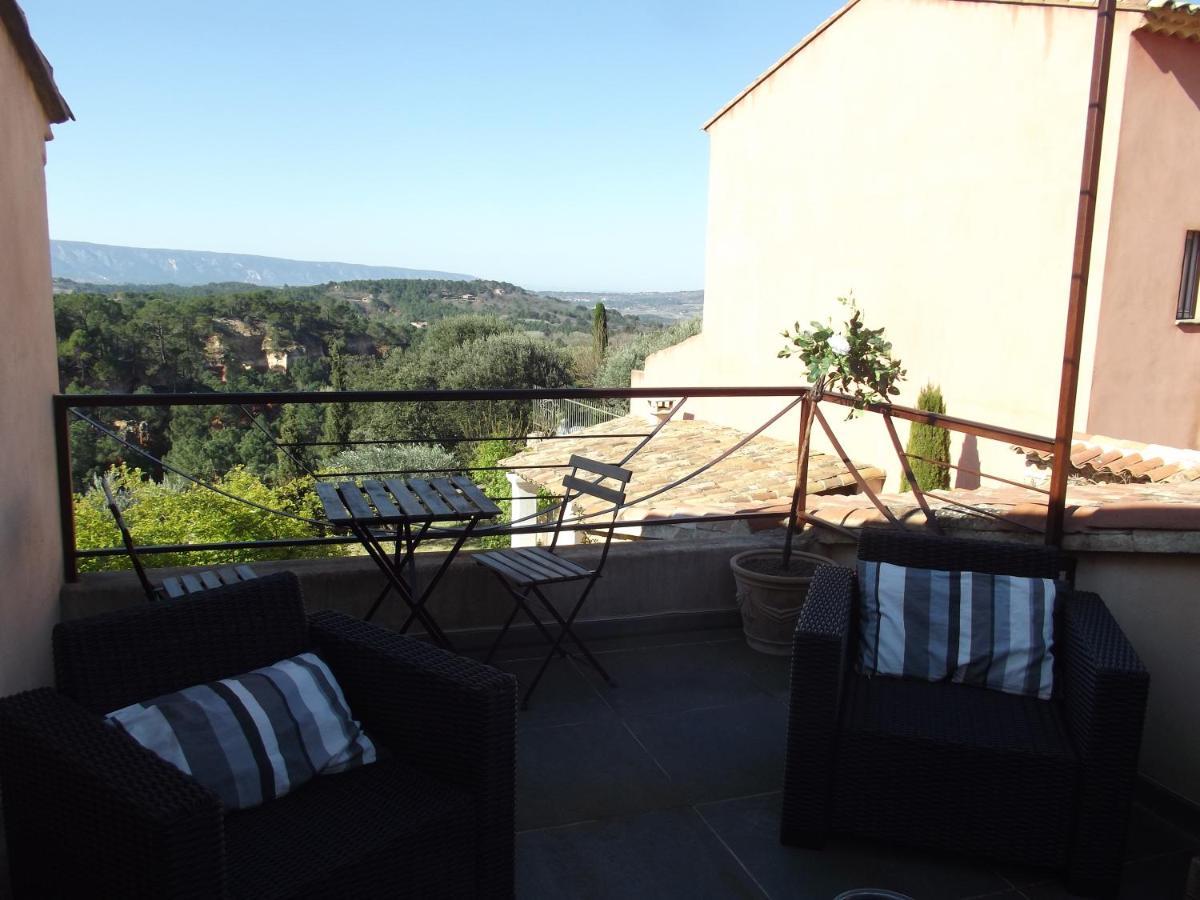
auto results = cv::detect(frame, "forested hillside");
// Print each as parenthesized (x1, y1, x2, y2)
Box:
(58, 277, 696, 570)
(54, 278, 643, 394)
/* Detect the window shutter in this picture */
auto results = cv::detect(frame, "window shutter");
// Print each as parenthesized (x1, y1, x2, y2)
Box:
(1178, 231, 1200, 321)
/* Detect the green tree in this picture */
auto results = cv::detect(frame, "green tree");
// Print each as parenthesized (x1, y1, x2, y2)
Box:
(592, 302, 608, 362)
(321, 339, 352, 452)
(433, 332, 574, 437)
(163, 405, 243, 480)
(74, 464, 340, 572)
(466, 440, 518, 549)
(899, 383, 951, 492)
(596, 318, 700, 388)
(326, 444, 456, 478)
(275, 403, 324, 480)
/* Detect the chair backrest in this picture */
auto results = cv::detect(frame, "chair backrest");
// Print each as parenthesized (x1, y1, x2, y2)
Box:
(857, 527, 1070, 582)
(101, 477, 160, 603)
(54, 572, 309, 714)
(551, 454, 632, 569)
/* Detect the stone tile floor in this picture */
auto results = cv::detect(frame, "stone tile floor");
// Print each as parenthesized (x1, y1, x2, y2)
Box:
(480, 627, 1200, 900)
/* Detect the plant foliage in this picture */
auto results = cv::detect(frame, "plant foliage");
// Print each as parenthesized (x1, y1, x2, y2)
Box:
(779, 296, 905, 416)
(899, 383, 951, 492)
(75, 464, 339, 572)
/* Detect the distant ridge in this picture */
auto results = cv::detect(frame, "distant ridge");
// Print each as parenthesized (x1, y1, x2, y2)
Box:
(50, 240, 474, 287)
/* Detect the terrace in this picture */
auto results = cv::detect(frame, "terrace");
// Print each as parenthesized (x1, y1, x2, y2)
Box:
(40, 383, 1200, 899)
(5, 0, 1200, 897)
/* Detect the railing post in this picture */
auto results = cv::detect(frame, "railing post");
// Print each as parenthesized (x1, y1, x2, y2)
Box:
(782, 393, 815, 567)
(52, 396, 79, 582)
(1047, 0, 1118, 546)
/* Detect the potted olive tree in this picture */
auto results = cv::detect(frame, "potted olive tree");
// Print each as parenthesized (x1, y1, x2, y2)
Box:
(731, 296, 905, 654)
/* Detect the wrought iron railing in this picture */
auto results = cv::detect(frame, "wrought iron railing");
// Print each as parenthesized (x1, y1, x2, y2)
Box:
(54, 385, 1060, 582)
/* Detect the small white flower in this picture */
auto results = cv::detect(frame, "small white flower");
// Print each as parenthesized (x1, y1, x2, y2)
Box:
(827, 334, 850, 355)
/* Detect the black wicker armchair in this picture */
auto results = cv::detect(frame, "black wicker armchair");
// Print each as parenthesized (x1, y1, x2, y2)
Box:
(780, 529, 1149, 899)
(0, 572, 517, 899)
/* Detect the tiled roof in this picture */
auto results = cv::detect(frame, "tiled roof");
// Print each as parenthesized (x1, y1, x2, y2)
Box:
(499, 414, 885, 525)
(1013, 434, 1200, 484)
(1147, 0, 1200, 13)
(748, 481, 1200, 537)
(1144, 0, 1200, 39)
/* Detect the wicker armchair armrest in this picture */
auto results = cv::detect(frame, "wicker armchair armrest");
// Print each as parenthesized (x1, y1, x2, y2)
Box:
(1059, 591, 1150, 897)
(308, 611, 517, 899)
(780, 563, 855, 847)
(0, 688, 225, 899)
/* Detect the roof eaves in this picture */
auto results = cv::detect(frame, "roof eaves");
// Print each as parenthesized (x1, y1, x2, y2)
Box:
(1143, 0, 1200, 39)
(0, 0, 73, 125)
(1146, 0, 1200, 11)
(702, 0, 863, 132)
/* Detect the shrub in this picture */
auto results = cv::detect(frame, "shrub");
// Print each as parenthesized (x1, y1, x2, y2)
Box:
(74, 464, 341, 572)
(899, 383, 951, 492)
(595, 318, 700, 388)
(466, 440, 519, 549)
(326, 444, 456, 478)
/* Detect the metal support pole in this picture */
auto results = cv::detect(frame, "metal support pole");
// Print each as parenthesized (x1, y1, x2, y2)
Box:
(782, 393, 816, 567)
(1047, 0, 1118, 546)
(53, 396, 79, 582)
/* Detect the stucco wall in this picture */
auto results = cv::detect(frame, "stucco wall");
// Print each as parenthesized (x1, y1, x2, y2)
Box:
(643, 0, 1140, 492)
(1073, 550, 1200, 806)
(0, 27, 63, 693)
(1087, 29, 1200, 448)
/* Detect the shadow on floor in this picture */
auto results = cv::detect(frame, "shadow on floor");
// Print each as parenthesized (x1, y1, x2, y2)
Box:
(488, 628, 1200, 900)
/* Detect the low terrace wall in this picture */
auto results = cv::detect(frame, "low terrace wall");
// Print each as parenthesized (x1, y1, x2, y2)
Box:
(60, 527, 1200, 811)
(61, 535, 787, 650)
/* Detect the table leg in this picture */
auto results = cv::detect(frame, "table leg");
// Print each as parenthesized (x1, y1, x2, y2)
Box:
(364, 526, 408, 621)
(354, 524, 453, 648)
(398, 516, 482, 649)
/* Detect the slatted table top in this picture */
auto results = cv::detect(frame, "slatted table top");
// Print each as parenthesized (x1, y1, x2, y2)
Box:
(315, 476, 503, 526)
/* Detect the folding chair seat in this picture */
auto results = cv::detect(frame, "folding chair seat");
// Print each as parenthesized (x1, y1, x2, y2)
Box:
(476, 547, 592, 585)
(161, 564, 259, 599)
(102, 477, 258, 602)
(476, 455, 632, 708)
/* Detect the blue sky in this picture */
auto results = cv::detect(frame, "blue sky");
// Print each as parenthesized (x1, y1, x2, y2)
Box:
(24, 1, 838, 291)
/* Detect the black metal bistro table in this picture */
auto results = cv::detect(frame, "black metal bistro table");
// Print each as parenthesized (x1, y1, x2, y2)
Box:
(315, 476, 501, 649)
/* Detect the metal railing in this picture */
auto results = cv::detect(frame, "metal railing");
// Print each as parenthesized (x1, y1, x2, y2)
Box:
(54, 385, 1060, 582)
(530, 395, 627, 435)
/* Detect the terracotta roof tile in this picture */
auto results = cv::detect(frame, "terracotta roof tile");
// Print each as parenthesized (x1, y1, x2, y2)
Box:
(499, 414, 885, 526)
(1014, 433, 1200, 484)
(798, 480, 1200, 536)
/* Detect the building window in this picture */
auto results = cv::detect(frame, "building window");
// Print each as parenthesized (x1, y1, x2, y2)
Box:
(1178, 231, 1200, 321)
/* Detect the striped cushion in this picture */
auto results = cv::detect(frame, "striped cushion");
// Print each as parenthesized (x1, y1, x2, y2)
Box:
(106, 652, 378, 810)
(857, 561, 1057, 699)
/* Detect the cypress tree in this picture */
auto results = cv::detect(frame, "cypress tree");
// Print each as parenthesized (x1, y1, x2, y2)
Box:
(900, 382, 950, 492)
(321, 339, 352, 453)
(592, 302, 608, 362)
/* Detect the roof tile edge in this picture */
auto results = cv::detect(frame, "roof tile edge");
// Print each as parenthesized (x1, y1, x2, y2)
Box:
(0, 0, 73, 125)
(702, 0, 864, 132)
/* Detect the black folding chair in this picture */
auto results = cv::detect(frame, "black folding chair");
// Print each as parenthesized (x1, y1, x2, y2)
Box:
(101, 477, 257, 602)
(475, 454, 631, 708)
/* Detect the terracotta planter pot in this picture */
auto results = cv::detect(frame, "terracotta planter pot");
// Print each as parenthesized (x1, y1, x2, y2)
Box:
(730, 549, 836, 655)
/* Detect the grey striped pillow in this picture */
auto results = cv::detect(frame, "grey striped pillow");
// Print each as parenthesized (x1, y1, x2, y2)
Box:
(106, 651, 378, 810)
(857, 561, 1057, 699)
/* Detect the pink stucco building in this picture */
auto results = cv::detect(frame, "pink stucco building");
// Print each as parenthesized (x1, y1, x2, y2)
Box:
(0, 0, 71, 694)
(640, 0, 1200, 488)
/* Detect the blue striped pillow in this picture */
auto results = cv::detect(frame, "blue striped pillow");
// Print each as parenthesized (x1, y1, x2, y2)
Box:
(106, 652, 378, 810)
(857, 561, 1057, 699)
